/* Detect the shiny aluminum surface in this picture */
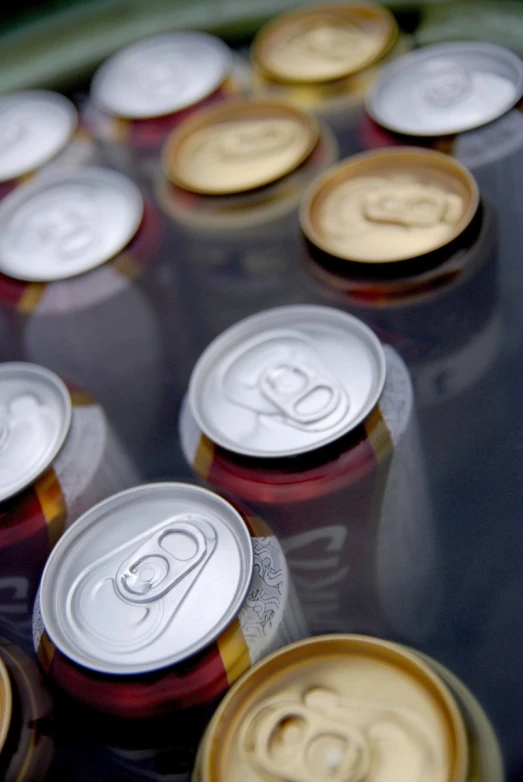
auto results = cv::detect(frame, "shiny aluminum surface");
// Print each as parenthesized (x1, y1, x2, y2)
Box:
(366, 42, 523, 137)
(188, 305, 386, 458)
(0, 90, 77, 183)
(0, 362, 72, 503)
(0, 656, 11, 756)
(0, 167, 143, 281)
(38, 483, 254, 674)
(91, 32, 233, 119)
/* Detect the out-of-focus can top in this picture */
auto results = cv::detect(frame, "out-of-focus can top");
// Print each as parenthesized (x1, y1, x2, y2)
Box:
(198, 635, 469, 782)
(37, 483, 254, 675)
(0, 362, 72, 503)
(162, 99, 319, 195)
(0, 167, 143, 281)
(188, 305, 386, 458)
(0, 90, 77, 183)
(252, 3, 398, 84)
(91, 32, 233, 119)
(366, 42, 523, 136)
(0, 656, 11, 755)
(300, 148, 479, 263)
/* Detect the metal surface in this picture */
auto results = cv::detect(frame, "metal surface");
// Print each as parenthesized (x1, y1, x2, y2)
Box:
(367, 42, 523, 137)
(91, 32, 233, 120)
(0, 90, 77, 183)
(188, 304, 386, 458)
(38, 482, 254, 674)
(0, 167, 144, 281)
(0, 655, 11, 756)
(0, 362, 72, 503)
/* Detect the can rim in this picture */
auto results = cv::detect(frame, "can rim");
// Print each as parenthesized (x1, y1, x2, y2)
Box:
(299, 146, 480, 264)
(0, 655, 12, 756)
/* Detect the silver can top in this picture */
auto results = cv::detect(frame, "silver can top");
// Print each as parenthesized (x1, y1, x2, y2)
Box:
(38, 483, 254, 674)
(366, 42, 523, 136)
(0, 90, 77, 183)
(0, 167, 143, 281)
(188, 305, 386, 458)
(91, 32, 233, 119)
(0, 362, 72, 502)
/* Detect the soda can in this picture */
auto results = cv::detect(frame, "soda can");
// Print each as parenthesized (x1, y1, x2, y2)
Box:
(84, 32, 238, 182)
(0, 362, 138, 652)
(0, 90, 99, 203)
(0, 636, 54, 781)
(179, 305, 439, 642)
(33, 482, 306, 719)
(193, 634, 504, 782)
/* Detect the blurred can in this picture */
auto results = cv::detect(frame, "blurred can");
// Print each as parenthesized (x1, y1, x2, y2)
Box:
(0, 362, 138, 652)
(193, 635, 504, 782)
(33, 483, 306, 719)
(0, 637, 54, 781)
(180, 305, 439, 642)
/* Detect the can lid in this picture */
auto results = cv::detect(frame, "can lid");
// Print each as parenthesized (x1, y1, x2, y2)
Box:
(300, 148, 479, 264)
(163, 99, 319, 195)
(0, 167, 143, 281)
(200, 635, 468, 782)
(38, 483, 254, 675)
(0, 362, 72, 502)
(0, 90, 77, 183)
(0, 656, 12, 756)
(252, 3, 398, 85)
(366, 41, 523, 136)
(91, 32, 233, 119)
(188, 305, 386, 458)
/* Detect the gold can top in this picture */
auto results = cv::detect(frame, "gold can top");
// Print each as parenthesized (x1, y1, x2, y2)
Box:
(0, 655, 12, 756)
(200, 635, 468, 782)
(252, 3, 398, 85)
(300, 148, 480, 264)
(162, 99, 319, 195)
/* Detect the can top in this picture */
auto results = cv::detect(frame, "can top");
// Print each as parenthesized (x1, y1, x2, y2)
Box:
(0, 90, 77, 183)
(91, 32, 233, 119)
(188, 305, 386, 458)
(163, 99, 320, 195)
(38, 483, 254, 675)
(0, 167, 144, 281)
(0, 655, 11, 756)
(0, 362, 72, 503)
(252, 3, 398, 85)
(200, 635, 468, 782)
(366, 41, 523, 136)
(300, 148, 479, 263)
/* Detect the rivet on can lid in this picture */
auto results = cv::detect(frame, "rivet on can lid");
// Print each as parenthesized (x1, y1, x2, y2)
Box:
(0, 90, 77, 183)
(91, 32, 233, 120)
(188, 304, 386, 458)
(0, 655, 12, 756)
(0, 362, 72, 503)
(38, 483, 254, 675)
(366, 41, 523, 136)
(162, 99, 320, 195)
(0, 167, 144, 281)
(300, 148, 479, 264)
(251, 3, 398, 85)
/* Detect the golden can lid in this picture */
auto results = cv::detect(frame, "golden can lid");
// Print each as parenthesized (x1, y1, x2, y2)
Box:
(162, 99, 319, 195)
(300, 148, 479, 264)
(199, 635, 468, 782)
(0, 655, 12, 755)
(252, 3, 398, 85)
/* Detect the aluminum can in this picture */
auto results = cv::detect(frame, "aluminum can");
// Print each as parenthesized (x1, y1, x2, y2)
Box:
(33, 482, 306, 719)
(193, 635, 504, 782)
(0, 90, 99, 203)
(0, 636, 54, 781)
(0, 362, 138, 653)
(180, 305, 439, 642)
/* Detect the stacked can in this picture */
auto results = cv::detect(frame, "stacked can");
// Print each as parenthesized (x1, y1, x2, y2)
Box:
(251, 2, 411, 156)
(180, 305, 440, 643)
(157, 99, 338, 346)
(33, 483, 306, 721)
(84, 32, 239, 183)
(193, 635, 504, 782)
(0, 362, 137, 652)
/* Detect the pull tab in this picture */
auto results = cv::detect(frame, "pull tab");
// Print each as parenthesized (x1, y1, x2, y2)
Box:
(363, 187, 447, 228)
(115, 521, 207, 604)
(422, 58, 472, 108)
(219, 121, 295, 161)
(260, 362, 342, 425)
(38, 207, 96, 259)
